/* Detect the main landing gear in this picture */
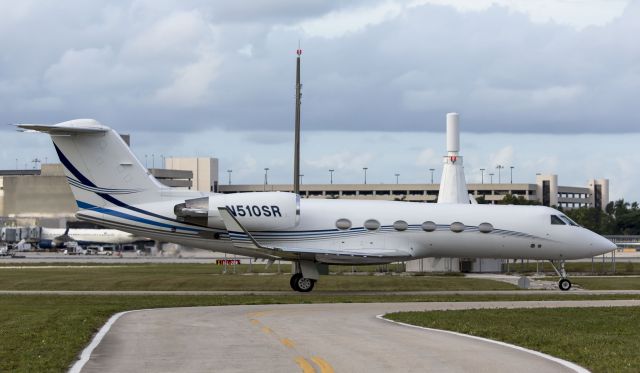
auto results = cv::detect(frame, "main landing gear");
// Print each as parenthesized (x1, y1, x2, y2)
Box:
(290, 260, 320, 292)
(290, 273, 316, 292)
(549, 260, 572, 291)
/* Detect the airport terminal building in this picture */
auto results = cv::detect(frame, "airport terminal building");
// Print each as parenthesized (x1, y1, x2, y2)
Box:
(218, 175, 609, 211)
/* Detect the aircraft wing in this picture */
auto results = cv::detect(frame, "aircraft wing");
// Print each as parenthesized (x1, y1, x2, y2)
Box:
(218, 207, 412, 260)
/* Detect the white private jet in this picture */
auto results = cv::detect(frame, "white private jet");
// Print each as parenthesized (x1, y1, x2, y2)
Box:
(18, 119, 616, 292)
(38, 227, 150, 249)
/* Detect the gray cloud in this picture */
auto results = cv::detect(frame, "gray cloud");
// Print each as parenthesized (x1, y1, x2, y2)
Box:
(0, 0, 638, 135)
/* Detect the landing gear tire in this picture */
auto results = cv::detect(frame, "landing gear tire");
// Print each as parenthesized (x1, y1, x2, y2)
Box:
(289, 273, 315, 292)
(558, 278, 572, 291)
(290, 273, 301, 291)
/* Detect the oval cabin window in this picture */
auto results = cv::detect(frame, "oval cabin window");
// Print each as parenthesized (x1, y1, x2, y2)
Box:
(364, 219, 381, 231)
(393, 220, 408, 231)
(335, 218, 352, 230)
(478, 222, 493, 233)
(421, 221, 437, 232)
(450, 222, 465, 233)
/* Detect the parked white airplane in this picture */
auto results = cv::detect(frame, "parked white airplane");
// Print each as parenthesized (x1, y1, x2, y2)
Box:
(19, 119, 616, 291)
(38, 227, 149, 249)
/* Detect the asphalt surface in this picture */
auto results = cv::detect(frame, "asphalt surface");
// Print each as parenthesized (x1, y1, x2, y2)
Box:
(77, 300, 640, 373)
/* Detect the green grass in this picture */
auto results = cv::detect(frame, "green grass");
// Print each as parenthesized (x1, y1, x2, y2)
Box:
(2, 294, 640, 373)
(571, 276, 640, 290)
(0, 263, 515, 291)
(386, 307, 640, 373)
(503, 260, 640, 275)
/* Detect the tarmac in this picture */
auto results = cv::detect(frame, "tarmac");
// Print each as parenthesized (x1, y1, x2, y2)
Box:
(73, 300, 640, 373)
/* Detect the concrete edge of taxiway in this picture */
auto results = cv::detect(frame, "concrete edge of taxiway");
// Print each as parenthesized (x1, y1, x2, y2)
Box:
(68, 309, 146, 373)
(376, 314, 589, 373)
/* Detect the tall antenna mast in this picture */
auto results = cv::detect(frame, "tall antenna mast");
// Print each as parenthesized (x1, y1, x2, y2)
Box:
(293, 44, 302, 195)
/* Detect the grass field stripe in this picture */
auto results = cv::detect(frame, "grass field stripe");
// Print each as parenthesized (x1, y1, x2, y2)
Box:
(375, 314, 590, 373)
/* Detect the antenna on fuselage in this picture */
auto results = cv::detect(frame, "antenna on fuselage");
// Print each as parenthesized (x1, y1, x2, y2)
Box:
(293, 44, 302, 195)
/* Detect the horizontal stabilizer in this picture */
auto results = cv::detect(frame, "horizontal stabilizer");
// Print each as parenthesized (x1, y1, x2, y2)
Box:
(14, 119, 109, 134)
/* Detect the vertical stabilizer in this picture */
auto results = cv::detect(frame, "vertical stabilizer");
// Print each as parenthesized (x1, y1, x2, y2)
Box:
(438, 113, 470, 204)
(17, 119, 164, 208)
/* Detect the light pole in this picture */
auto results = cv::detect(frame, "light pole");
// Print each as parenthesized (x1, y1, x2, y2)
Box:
(152, 153, 155, 168)
(264, 168, 269, 184)
(299, 174, 304, 184)
(363, 167, 368, 184)
(480, 168, 485, 184)
(429, 168, 435, 184)
(329, 169, 334, 184)
(489, 173, 494, 184)
(144, 154, 148, 168)
(395, 173, 400, 184)
(496, 165, 504, 183)
(510, 166, 514, 184)
(227, 169, 232, 185)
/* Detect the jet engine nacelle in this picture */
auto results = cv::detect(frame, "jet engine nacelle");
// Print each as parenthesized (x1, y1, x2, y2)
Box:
(174, 192, 300, 231)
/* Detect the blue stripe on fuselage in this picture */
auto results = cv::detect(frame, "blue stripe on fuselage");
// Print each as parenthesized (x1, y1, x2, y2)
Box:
(76, 201, 201, 233)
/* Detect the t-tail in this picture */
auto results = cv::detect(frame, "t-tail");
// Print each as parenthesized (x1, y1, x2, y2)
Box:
(16, 119, 164, 209)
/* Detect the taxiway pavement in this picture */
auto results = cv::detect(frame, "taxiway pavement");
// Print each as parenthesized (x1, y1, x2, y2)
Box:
(77, 300, 640, 372)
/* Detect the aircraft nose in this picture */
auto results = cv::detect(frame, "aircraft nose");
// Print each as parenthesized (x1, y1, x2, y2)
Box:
(591, 233, 617, 255)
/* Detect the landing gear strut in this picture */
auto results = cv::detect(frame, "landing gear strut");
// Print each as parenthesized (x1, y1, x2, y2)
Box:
(549, 260, 572, 291)
(290, 273, 315, 292)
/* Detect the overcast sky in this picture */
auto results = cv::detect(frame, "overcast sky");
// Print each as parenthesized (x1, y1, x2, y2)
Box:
(1, 1, 638, 201)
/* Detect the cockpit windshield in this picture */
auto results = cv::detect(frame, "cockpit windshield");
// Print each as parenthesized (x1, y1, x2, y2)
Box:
(551, 214, 580, 227)
(559, 215, 580, 227)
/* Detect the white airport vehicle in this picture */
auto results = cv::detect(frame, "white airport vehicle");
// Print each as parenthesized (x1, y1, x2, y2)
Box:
(18, 119, 616, 292)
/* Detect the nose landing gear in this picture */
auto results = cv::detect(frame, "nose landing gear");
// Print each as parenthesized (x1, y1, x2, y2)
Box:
(549, 260, 572, 291)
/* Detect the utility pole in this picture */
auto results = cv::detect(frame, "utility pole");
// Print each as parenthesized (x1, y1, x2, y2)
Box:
(293, 46, 302, 195)
(31, 158, 41, 170)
